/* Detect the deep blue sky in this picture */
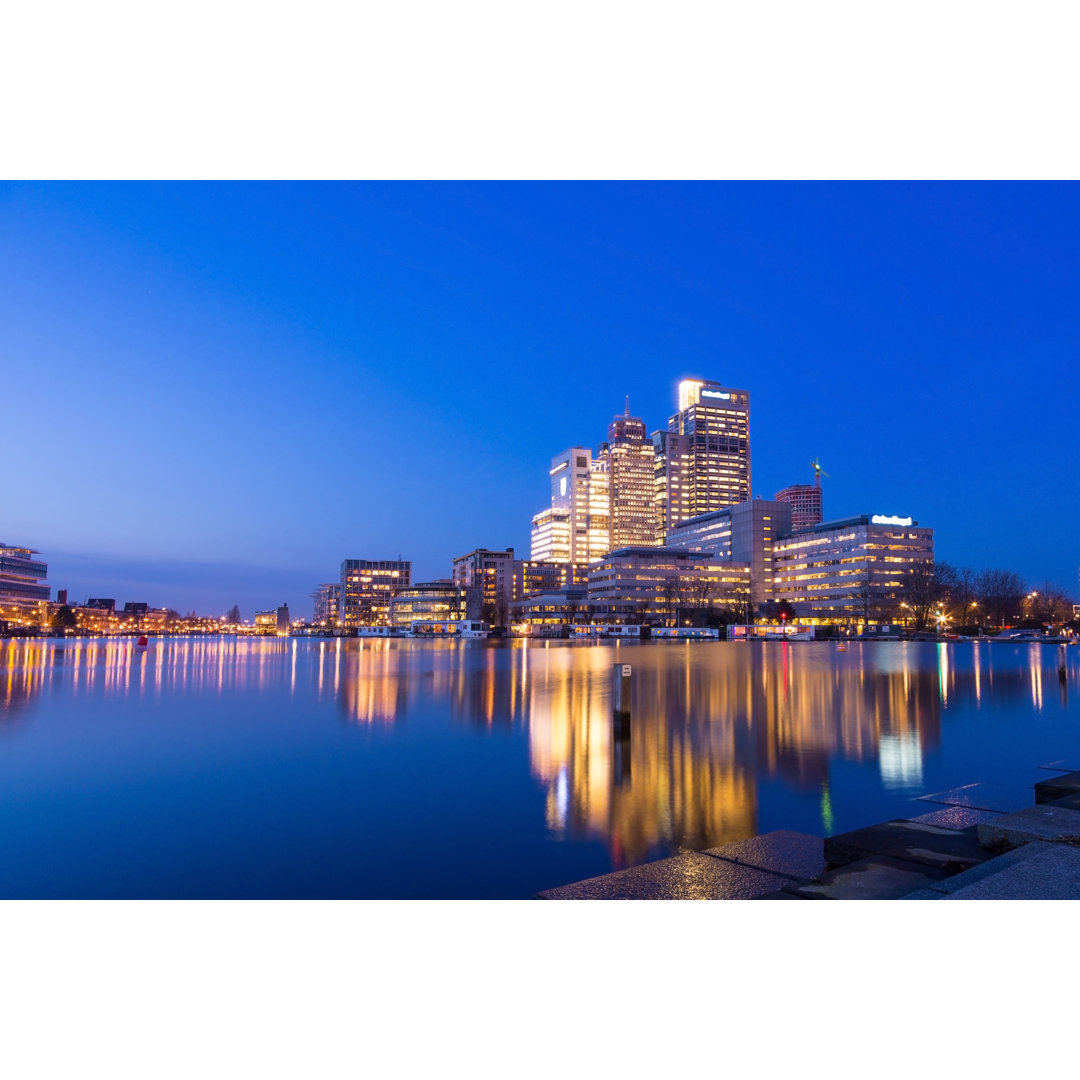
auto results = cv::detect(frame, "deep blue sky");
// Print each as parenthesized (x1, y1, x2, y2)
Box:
(2, 182, 1077, 616)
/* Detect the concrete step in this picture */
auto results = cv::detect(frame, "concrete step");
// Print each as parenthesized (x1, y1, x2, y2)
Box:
(977, 804, 1080, 852)
(785, 855, 950, 899)
(702, 830, 826, 882)
(823, 819, 995, 874)
(942, 842, 1080, 899)
(1034, 770, 1080, 805)
(534, 851, 794, 900)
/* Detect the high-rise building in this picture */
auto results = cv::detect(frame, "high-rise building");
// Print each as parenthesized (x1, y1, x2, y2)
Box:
(530, 447, 610, 564)
(339, 559, 411, 627)
(452, 548, 515, 626)
(654, 378, 751, 530)
(598, 399, 658, 549)
(774, 484, 823, 530)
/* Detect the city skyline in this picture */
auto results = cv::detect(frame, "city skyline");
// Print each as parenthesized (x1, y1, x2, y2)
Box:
(3, 182, 1078, 613)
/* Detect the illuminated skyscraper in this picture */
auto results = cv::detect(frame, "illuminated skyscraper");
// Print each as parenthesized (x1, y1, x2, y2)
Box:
(530, 447, 610, 564)
(654, 378, 750, 530)
(598, 400, 659, 549)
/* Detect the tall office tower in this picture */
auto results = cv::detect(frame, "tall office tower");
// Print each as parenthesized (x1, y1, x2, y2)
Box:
(652, 429, 688, 540)
(339, 559, 411, 627)
(774, 484, 823, 530)
(530, 447, 610, 564)
(598, 399, 658, 549)
(654, 378, 751, 532)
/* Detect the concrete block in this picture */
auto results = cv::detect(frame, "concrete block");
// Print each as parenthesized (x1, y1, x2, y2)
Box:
(824, 819, 994, 873)
(785, 856, 950, 900)
(1034, 770, 1080, 804)
(907, 806, 1000, 830)
(702, 830, 826, 882)
(917, 782, 1032, 814)
(918, 841, 1060, 896)
(943, 843, 1080, 899)
(534, 852, 792, 900)
(977, 805, 1080, 852)
(1046, 793, 1080, 811)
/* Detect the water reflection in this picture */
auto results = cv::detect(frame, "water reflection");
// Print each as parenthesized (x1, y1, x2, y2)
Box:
(1, 638, 1075, 877)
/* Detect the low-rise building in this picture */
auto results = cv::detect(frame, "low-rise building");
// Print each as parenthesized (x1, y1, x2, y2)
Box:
(772, 514, 934, 623)
(311, 583, 341, 627)
(510, 588, 591, 634)
(390, 581, 479, 630)
(340, 559, 411, 628)
(0, 544, 50, 627)
(587, 547, 750, 625)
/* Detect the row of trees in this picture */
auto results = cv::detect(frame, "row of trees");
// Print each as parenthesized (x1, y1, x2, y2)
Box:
(897, 563, 1075, 632)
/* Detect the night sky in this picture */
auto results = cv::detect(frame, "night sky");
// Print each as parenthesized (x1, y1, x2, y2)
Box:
(3, 182, 1077, 617)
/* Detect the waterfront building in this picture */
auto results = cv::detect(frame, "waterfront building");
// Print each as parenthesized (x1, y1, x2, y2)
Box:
(510, 587, 591, 634)
(390, 581, 479, 630)
(0, 543, 50, 627)
(276, 604, 290, 636)
(513, 559, 590, 601)
(253, 610, 278, 635)
(587, 547, 751, 625)
(772, 514, 934, 622)
(312, 583, 341, 627)
(597, 400, 658, 549)
(774, 484, 823, 530)
(452, 548, 514, 626)
(666, 498, 792, 607)
(530, 447, 610, 564)
(340, 559, 411, 628)
(653, 378, 751, 531)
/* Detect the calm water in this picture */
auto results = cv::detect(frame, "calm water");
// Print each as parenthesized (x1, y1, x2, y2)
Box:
(1, 636, 1077, 898)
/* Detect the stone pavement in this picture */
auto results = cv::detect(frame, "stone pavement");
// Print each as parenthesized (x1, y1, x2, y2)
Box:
(534, 768, 1080, 900)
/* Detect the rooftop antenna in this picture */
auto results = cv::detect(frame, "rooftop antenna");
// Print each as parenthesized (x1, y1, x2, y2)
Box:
(625, 395, 630, 417)
(811, 458, 830, 487)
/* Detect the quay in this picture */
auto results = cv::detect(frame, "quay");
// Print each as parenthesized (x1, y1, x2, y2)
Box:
(535, 762, 1080, 900)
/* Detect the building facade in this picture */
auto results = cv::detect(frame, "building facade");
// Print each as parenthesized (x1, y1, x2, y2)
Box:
(452, 548, 514, 626)
(0, 544, 50, 626)
(340, 559, 411, 628)
(653, 378, 751, 531)
(772, 514, 934, 622)
(665, 498, 792, 607)
(774, 484, 823, 530)
(587, 547, 751, 625)
(312, 583, 341, 626)
(390, 582, 479, 629)
(513, 559, 590, 601)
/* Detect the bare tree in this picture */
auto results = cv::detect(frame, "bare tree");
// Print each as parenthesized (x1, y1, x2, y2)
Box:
(898, 564, 942, 631)
(947, 567, 977, 626)
(976, 569, 1027, 628)
(1034, 582, 1070, 627)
